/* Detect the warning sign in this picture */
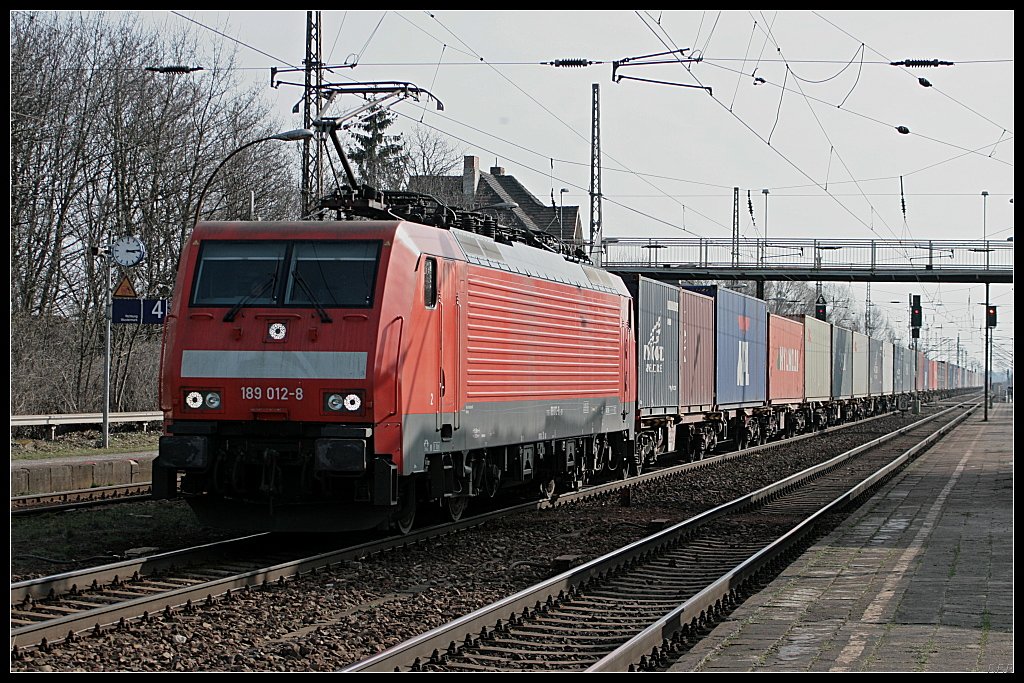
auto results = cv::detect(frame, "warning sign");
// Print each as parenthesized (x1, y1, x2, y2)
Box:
(113, 276, 138, 298)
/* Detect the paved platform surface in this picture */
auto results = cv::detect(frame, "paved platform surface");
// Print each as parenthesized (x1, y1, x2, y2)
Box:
(10, 452, 157, 497)
(670, 401, 1013, 673)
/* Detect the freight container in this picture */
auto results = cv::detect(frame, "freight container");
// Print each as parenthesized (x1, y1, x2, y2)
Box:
(803, 315, 832, 401)
(852, 331, 869, 398)
(892, 345, 904, 393)
(930, 359, 939, 391)
(832, 325, 854, 399)
(917, 352, 927, 392)
(768, 314, 804, 404)
(905, 347, 917, 393)
(623, 275, 679, 415)
(685, 285, 767, 409)
(868, 337, 884, 396)
(679, 287, 715, 413)
(881, 340, 894, 395)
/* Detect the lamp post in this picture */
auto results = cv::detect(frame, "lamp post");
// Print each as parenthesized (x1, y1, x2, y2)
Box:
(559, 188, 569, 240)
(982, 190, 990, 420)
(761, 188, 769, 266)
(193, 128, 313, 226)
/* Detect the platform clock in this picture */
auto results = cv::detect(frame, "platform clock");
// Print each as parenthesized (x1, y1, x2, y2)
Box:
(110, 235, 146, 267)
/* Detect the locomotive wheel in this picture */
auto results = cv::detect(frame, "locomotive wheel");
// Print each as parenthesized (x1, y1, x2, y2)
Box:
(444, 495, 469, 523)
(392, 502, 416, 535)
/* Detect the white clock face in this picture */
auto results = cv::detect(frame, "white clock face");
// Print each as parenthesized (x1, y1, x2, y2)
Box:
(111, 235, 146, 267)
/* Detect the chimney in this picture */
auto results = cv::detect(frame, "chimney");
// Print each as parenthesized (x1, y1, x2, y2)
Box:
(490, 166, 505, 176)
(463, 156, 480, 207)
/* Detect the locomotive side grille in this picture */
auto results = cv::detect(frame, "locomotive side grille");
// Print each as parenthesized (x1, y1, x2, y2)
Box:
(464, 268, 623, 400)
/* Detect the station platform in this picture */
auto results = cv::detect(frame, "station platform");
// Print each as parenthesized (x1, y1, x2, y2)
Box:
(671, 401, 1013, 673)
(10, 452, 156, 497)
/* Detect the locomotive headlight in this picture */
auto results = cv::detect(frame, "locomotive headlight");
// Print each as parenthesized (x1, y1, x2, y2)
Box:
(268, 322, 287, 340)
(204, 391, 221, 409)
(185, 391, 204, 409)
(325, 390, 363, 414)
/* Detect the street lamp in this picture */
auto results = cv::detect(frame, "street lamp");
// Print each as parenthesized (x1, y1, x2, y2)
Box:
(981, 190, 991, 419)
(981, 190, 989, 242)
(193, 128, 313, 226)
(761, 188, 769, 265)
(559, 188, 569, 239)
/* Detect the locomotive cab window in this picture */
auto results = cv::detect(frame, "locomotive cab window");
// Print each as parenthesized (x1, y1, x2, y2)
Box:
(191, 242, 286, 306)
(284, 242, 379, 308)
(424, 257, 437, 309)
(190, 240, 380, 309)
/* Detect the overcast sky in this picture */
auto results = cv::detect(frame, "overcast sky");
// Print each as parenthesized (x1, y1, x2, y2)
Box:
(146, 10, 1013, 374)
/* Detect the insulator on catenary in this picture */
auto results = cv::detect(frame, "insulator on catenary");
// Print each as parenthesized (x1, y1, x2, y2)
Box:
(889, 59, 954, 68)
(548, 58, 595, 68)
(896, 125, 911, 135)
(145, 65, 203, 73)
(918, 77, 933, 87)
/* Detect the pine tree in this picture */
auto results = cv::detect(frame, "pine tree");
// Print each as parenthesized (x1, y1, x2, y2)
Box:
(347, 107, 408, 191)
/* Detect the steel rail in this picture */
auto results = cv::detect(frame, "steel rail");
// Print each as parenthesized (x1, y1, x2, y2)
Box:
(589, 402, 977, 671)
(11, 482, 155, 516)
(343, 400, 973, 672)
(10, 400, 966, 653)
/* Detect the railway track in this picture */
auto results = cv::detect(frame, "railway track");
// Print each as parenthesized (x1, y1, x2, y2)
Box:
(9, 401, 965, 656)
(11, 482, 155, 517)
(343, 400, 976, 672)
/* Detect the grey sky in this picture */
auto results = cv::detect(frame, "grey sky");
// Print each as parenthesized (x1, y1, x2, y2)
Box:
(151, 10, 1013, 372)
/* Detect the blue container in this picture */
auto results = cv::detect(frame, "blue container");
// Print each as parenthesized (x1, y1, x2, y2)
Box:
(685, 285, 767, 409)
(624, 276, 680, 415)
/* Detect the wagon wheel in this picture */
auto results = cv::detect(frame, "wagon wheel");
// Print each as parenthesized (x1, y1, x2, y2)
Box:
(575, 465, 590, 491)
(617, 457, 632, 480)
(629, 452, 644, 478)
(444, 495, 469, 523)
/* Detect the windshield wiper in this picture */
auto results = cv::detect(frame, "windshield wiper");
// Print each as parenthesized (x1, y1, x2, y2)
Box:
(291, 269, 333, 323)
(223, 274, 276, 322)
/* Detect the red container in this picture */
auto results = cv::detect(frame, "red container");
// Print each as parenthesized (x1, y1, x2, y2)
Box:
(768, 314, 804, 404)
(678, 287, 715, 412)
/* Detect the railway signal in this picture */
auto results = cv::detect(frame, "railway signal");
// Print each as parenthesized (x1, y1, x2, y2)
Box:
(986, 305, 997, 328)
(910, 295, 922, 328)
(815, 294, 826, 321)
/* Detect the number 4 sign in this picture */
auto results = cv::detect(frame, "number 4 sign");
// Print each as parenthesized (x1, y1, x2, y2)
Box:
(142, 299, 167, 324)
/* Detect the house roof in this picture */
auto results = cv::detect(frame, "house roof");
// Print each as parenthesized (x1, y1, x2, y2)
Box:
(409, 164, 582, 244)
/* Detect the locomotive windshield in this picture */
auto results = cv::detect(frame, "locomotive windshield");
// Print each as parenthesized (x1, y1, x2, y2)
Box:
(191, 240, 380, 309)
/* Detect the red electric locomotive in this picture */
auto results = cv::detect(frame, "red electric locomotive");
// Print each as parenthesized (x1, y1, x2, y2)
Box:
(154, 215, 635, 532)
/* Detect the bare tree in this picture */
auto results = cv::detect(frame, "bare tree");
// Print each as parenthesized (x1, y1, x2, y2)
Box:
(404, 124, 464, 204)
(11, 11, 299, 415)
